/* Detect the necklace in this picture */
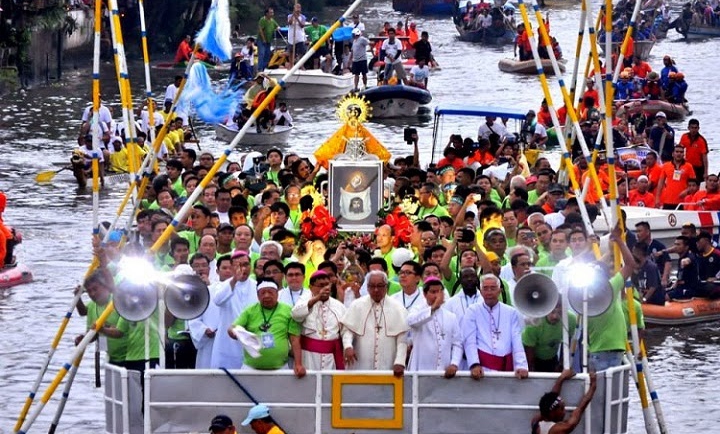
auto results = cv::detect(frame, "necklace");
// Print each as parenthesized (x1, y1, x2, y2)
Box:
(402, 290, 420, 310)
(372, 302, 384, 333)
(259, 304, 278, 332)
(484, 304, 501, 349)
(290, 288, 304, 306)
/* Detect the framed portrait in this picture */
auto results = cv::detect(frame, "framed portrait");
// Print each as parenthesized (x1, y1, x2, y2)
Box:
(329, 159, 383, 232)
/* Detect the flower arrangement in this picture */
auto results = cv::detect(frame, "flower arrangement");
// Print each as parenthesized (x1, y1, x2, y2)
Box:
(300, 205, 338, 244)
(378, 206, 413, 247)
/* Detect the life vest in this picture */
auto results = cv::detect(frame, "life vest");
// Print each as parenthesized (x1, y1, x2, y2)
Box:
(252, 90, 276, 112)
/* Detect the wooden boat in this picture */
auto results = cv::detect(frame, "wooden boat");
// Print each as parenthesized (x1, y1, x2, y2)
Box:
(214, 123, 293, 146)
(359, 84, 433, 118)
(615, 99, 691, 121)
(498, 58, 566, 75)
(392, 0, 456, 15)
(676, 22, 720, 40)
(642, 298, 720, 326)
(263, 69, 354, 100)
(456, 25, 515, 45)
(0, 263, 33, 289)
(152, 61, 230, 72)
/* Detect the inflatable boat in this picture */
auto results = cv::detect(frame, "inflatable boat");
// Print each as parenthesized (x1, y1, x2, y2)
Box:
(0, 264, 33, 290)
(359, 85, 433, 118)
(642, 298, 720, 326)
(498, 58, 566, 75)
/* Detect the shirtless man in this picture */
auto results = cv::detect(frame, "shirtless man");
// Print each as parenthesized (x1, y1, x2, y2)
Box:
(532, 370, 597, 434)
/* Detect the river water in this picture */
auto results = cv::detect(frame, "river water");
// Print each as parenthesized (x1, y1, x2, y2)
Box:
(1, 0, 719, 432)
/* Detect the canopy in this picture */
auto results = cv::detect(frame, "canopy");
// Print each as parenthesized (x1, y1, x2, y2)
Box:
(433, 104, 527, 120)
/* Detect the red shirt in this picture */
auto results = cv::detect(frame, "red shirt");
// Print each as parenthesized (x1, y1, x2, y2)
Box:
(658, 161, 695, 205)
(537, 107, 553, 127)
(679, 133, 708, 168)
(645, 163, 663, 190)
(628, 189, 655, 207)
(688, 190, 720, 210)
(437, 156, 466, 171)
(632, 61, 652, 79)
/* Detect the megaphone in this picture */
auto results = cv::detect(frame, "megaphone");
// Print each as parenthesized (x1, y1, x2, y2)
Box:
(114, 278, 159, 322)
(513, 273, 560, 318)
(163, 274, 210, 320)
(567, 279, 613, 317)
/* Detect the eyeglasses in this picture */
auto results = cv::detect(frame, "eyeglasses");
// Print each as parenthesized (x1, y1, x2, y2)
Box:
(398, 270, 415, 276)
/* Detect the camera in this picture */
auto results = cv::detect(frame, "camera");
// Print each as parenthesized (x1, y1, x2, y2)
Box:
(403, 127, 417, 144)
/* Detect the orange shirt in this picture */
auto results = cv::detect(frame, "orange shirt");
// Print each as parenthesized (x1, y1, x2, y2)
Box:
(581, 166, 610, 204)
(679, 133, 708, 168)
(537, 107, 553, 127)
(658, 161, 695, 205)
(628, 189, 655, 207)
(688, 190, 720, 210)
(582, 89, 600, 107)
(632, 61, 652, 79)
(645, 163, 662, 190)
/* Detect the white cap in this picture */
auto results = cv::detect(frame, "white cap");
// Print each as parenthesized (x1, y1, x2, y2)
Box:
(655, 111, 667, 118)
(391, 248, 415, 268)
(352, 28, 362, 36)
(637, 175, 649, 182)
(257, 281, 279, 291)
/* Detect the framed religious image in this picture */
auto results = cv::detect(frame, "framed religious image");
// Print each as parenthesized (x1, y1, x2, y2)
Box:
(329, 160, 383, 232)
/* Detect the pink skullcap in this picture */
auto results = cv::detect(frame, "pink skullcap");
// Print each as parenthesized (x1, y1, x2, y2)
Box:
(423, 276, 442, 285)
(231, 249, 249, 259)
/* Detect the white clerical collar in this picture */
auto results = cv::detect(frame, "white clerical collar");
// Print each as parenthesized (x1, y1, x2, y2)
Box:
(483, 301, 500, 311)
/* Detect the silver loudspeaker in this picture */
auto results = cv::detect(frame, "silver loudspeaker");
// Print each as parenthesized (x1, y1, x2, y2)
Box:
(114, 279, 159, 322)
(567, 277, 613, 317)
(513, 273, 560, 318)
(163, 274, 210, 320)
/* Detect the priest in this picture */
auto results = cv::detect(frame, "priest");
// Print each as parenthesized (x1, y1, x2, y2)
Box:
(341, 270, 409, 377)
(406, 277, 462, 377)
(292, 271, 353, 370)
(210, 251, 258, 369)
(462, 274, 528, 379)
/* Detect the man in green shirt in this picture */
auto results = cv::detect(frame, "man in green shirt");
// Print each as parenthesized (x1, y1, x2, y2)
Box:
(535, 230, 568, 277)
(522, 303, 577, 372)
(305, 17, 329, 69)
(584, 226, 635, 372)
(231, 279, 306, 377)
(178, 204, 211, 254)
(417, 183, 450, 219)
(74, 270, 127, 366)
(257, 8, 279, 72)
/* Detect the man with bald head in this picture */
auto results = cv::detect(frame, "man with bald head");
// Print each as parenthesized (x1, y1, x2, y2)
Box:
(199, 234, 219, 282)
(374, 224, 396, 278)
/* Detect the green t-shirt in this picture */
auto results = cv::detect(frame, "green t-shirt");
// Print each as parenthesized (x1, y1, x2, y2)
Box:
(528, 189, 540, 205)
(171, 177, 186, 197)
(118, 312, 160, 361)
(535, 254, 566, 277)
(522, 313, 577, 361)
(588, 272, 628, 353)
(167, 317, 189, 341)
(488, 189, 503, 209)
(87, 298, 127, 363)
(622, 297, 645, 331)
(417, 204, 450, 219)
(377, 248, 397, 279)
(233, 302, 300, 370)
(387, 280, 402, 296)
(178, 230, 201, 254)
(258, 17, 279, 43)
(305, 24, 328, 43)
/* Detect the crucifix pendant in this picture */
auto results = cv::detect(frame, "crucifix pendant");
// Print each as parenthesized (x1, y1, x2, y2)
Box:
(440, 331, 446, 339)
(493, 330, 501, 339)
(320, 329, 327, 338)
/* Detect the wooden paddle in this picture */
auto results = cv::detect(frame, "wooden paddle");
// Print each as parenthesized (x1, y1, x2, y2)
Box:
(35, 167, 69, 183)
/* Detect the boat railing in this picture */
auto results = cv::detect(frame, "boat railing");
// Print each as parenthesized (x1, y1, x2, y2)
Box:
(104, 364, 632, 433)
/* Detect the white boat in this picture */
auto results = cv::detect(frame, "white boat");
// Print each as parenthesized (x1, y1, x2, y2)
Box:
(214, 123, 293, 146)
(498, 58, 566, 75)
(594, 205, 720, 247)
(104, 365, 631, 433)
(263, 69, 354, 100)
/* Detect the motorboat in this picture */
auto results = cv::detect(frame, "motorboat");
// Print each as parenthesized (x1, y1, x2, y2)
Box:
(215, 122, 293, 146)
(359, 85, 433, 118)
(263, 69, 354, 100)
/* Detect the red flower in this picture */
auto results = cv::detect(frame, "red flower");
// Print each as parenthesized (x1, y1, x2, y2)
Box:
(300, 205, 337, 243)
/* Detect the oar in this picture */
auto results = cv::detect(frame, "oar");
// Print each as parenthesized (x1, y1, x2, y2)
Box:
(35, 167, 69, 183)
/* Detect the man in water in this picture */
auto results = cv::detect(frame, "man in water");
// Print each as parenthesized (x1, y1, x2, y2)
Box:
(531, 370, 597, 434)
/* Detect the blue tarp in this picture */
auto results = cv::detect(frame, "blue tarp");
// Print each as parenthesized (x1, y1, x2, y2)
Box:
(434, 104, 527, 120)
(332, 26, 353, 42)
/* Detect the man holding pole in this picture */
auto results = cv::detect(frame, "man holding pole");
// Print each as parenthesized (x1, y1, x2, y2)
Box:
(287, 3, 307, 66)
(257, 8, 279, 72)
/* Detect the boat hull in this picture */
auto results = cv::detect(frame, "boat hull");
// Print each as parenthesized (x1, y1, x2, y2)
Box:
(264, 69, 354, 100)
(498, 58, 566, 75)
(392, 0, 455, 15)
(615, 99, 691, 121)
(643, 298, 720, 325)
(612, 40, 655, 61)
(679, 24, 720, 39)
(0, 264, 33, 289)
(360, 85, 432, 118)
(152, 61, 230, 72)
(214, 123, 293, 146)
(456, 26, 515, 45)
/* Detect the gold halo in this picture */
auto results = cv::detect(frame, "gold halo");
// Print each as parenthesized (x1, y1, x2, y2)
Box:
(337, 94, 371, 124)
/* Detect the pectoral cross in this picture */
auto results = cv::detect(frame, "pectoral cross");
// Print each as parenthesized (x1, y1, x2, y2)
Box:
(320, 329, 327, 338)
(440, 331, 446, 339)
(492, 330, 501, 340)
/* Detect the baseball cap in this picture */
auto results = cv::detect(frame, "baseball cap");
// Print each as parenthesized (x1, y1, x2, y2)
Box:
(392, 248, 415, 268)
(548, 183, 565, 194)
(352, 28, 362, 36)
(218, 223, 234, 233)
(209, 414, 233, 430)
(241, 404, 271, 426)
(655, 111, 667, 118)
(311, 16, 318, 22)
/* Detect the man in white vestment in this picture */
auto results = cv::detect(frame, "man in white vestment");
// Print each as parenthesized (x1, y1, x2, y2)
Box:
(341, 270, 409, 377)
(462, 274, 528, 379)
(210, 251, 258, 369)
(279, 262, 311, 307)
(407, 278, 462, 377)
(189, 256, 235, 368)
(390, 261, 424, 312)
(444, 268, 482, 324)
(292, 271, 353, 370)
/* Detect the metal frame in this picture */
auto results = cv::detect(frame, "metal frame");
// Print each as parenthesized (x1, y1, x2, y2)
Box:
(328, 159, 384, 232)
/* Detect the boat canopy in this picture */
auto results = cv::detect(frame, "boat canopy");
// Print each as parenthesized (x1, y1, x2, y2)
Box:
(433, 104, 527, 120)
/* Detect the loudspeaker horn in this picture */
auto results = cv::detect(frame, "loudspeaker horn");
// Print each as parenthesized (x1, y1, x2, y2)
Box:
(163, 274, 210, 320)
(513, 273, 560, 318)
(114, 279, 158, 322)
(567, 276, 613, 317)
